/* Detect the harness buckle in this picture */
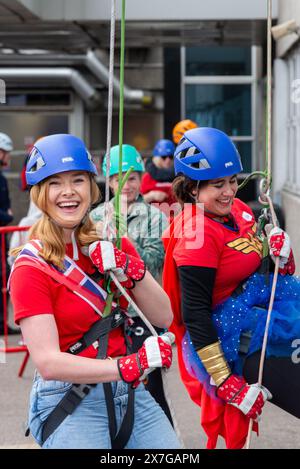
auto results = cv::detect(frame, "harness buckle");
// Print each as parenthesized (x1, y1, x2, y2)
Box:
(134, 326, 145, 336)
(72, 384, 92, 399)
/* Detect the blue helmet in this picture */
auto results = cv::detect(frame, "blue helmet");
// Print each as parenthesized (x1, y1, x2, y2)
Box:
(153, 139, 175, 158)
(174, 127, 243, 181)
(26, 134, 97, 185)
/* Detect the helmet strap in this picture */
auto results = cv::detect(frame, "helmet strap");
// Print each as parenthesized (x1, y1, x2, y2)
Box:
(191, 180, 201, 203)
(71, 230, 79, 260)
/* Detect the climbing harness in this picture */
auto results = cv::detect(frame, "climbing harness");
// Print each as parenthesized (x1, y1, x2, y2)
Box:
(16, 240, 135, 448)
(41, 309, 135, 449)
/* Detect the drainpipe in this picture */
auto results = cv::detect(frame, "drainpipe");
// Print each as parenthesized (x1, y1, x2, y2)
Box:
(0, 67, 101, 108)
(85, 49, 153, 106)
(0, 50, 154, 107)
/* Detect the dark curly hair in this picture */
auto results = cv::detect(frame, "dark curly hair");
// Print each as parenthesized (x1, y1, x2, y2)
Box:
(172, 175, 208, 206)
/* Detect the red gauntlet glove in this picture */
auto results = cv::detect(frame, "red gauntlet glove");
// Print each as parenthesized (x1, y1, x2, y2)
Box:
(217, 374, 272, 421)
(267, 226, 295, 275)
(118, 332, 174, 388)
(89, 240, 145, 288)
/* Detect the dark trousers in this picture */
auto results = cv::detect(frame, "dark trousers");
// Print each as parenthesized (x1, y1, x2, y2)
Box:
(128, 317, 173, 426)
(244, 350, 300, 418)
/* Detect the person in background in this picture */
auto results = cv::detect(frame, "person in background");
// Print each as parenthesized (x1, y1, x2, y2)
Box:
(140, 139, 177, 211)
(90, 144, 173, 424)
(0, 132, 19, 335)
(0, 132, 14, 227)
(172, 119, 198, 145)
(142, 120, 198, 193)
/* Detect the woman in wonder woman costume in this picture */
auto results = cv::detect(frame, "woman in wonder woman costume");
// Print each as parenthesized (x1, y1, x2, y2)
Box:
(163, 127, 300, 449)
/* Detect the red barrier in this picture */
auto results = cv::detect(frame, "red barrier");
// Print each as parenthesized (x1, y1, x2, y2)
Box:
(0, 226, 31, 377)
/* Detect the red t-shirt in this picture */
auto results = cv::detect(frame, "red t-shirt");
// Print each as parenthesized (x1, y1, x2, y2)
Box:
(10, 238, 139, 359)
(171, 198, 263, 307)
(162, 198, 262, 448)
(140, 172, 176, 206)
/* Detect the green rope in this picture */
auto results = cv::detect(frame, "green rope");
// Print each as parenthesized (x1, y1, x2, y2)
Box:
(237, 170, 268, 192)
(115, 0, 126, 250)
(103, 0, 127, 317)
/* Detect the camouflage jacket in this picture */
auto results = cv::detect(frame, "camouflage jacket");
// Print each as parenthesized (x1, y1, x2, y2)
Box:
(90, 195, 168, 280)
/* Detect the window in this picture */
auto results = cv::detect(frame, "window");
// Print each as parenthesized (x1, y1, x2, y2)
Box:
(182, 46, 260, 174)
(185, 84, 251, 136)
(0, 113, 68, 151)
(5, 92, 71, 107)
(186, 46, 251, 76)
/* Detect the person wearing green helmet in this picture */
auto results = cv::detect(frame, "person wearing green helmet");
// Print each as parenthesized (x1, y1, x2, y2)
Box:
(90, 144, 173, 425)
(92, 144, 168, 278)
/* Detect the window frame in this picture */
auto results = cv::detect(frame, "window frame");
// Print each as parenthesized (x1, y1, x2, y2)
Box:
(181, 45, 261, 175)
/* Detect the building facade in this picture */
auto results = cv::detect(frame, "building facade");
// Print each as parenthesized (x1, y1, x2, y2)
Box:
(273, 0, 300, 270)
(0, 0, 278, 222)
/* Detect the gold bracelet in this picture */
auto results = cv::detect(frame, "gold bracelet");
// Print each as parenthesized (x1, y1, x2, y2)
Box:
(197, 341, 231, 387)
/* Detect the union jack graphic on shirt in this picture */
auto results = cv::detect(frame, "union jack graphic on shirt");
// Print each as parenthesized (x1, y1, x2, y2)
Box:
(9, 240, 109, 316)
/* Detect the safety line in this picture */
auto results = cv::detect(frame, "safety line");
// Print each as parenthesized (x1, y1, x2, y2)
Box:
(104, 0, 116, 208)
(245, 0, 281, 449)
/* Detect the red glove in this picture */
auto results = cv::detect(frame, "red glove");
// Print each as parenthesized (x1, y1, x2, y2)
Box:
(118, 332, 174, 388)
(89, 240, 145, 288)
(217, 374, 272, 421)
(267, 226, 295, 275)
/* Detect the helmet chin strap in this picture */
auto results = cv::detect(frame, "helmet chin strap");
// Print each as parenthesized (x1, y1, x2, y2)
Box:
(71, 230, 79, 260)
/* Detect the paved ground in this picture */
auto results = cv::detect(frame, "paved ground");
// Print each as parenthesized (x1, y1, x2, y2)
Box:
(1, 334, 299, 450)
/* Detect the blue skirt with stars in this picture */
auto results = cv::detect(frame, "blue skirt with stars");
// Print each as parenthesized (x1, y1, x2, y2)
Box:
(182, 272, 300, 398)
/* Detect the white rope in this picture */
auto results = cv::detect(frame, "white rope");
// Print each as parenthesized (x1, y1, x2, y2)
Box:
(103, 0, 184, 448)
(104, 0, 116, 234)
(245, 2, 280, 447)
(109, 272, 158, 336)
(266, 0, 272, 189)
(110, 272, 186, 448)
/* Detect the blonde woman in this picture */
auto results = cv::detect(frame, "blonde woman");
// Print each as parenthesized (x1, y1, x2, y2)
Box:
(9, 134, 179, 449)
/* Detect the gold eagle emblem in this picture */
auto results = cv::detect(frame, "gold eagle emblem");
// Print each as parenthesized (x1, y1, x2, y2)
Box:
(226, 223, 263, 257)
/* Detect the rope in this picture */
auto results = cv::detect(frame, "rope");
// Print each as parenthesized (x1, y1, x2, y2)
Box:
(245, 196, 280, 449)
(101, 0, 184, 446)
(266, 0, 273, 190)
(245, 0, 280, 448)
(102, 0, 117, 318)
(110, 272, 185, 447)
(115, 0, 126, 249)
(104, 0, 116, 209)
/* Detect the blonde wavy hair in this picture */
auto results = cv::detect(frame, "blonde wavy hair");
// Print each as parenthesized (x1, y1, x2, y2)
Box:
(11, 176, 101, 270)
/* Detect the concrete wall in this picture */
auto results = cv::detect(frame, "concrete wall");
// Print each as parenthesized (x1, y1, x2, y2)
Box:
(19, 0, 278, 21)
(273, 58, 289, 204)
(274, 1, 300, 268)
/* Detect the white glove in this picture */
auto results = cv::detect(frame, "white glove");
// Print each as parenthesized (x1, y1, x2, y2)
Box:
(266, 225, 295, 274)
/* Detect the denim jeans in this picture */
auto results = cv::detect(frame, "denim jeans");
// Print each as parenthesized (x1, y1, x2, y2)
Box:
(28, 372, 181, 449)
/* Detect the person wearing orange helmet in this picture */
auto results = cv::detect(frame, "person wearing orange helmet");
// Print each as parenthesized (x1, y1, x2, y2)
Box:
(172, 119, 198, 145)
